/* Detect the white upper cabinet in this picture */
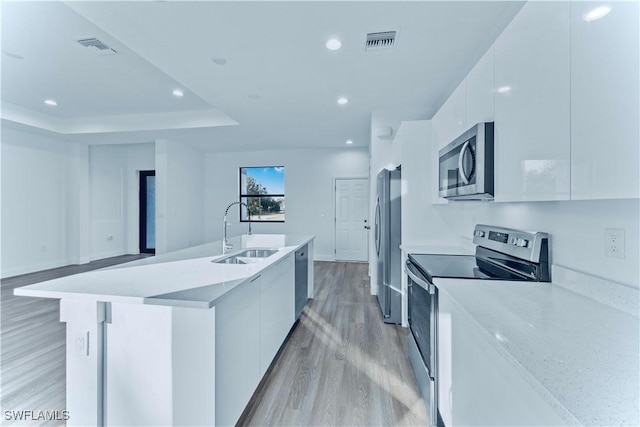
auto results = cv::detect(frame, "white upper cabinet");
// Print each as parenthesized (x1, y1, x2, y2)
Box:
(494, 2, 571, 202)
(570, 1, 640, 200)
(466, 47, 495, 127)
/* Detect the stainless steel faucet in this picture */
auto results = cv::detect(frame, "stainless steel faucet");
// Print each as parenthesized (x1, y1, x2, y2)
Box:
(222, 201, 252, 253)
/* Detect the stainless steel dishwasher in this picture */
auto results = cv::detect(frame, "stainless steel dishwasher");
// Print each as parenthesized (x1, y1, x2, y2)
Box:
(295, 245, 308, 319)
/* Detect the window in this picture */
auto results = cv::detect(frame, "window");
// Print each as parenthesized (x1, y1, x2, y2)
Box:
(239, 166, 285, 222)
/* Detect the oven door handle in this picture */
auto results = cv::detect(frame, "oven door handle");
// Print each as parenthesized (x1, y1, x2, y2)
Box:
(404, 261, 435, 295)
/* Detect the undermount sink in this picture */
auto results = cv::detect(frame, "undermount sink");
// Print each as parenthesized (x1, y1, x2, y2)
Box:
(212, 248, 279, 264)
(235, 249, 279, 258)
(214, 257, 247, 265)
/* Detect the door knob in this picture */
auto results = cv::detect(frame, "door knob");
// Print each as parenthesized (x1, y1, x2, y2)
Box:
(364, 225, 371, 230)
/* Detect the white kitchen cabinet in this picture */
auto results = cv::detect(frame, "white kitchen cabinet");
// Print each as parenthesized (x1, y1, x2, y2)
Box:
(570, 1, 640, 200)
(438, 292, 567, 426)
(259, 253, 295, 375)
(216, 275, 262, 427)
(494, 1, 571, 202)
(465, 47, 495, 127)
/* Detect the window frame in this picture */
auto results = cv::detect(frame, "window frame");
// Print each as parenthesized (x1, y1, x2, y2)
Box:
(238, 166, 285, 223)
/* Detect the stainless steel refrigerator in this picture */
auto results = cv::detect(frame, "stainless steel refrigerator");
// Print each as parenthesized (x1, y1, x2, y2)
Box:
(375, 167, 401, 324)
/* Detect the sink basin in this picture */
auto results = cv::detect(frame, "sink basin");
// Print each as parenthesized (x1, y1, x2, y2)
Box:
(211, 248, 279, 264)
(235, 249, 279, 258)
(213, 257, 247, 264)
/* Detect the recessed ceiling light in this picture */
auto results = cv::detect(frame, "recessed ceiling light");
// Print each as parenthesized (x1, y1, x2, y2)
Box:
(346, 139, 354, 145)
(44, 99, 58, 106)
(496, 86, 512, 94)
(583, 5, 611, 22)
(172, 89, 184, 97)
(212, 57, 228, 65)
(337, 97, 348, 105)
(248, 94, 260, 100)
(326, 39, 342, 51)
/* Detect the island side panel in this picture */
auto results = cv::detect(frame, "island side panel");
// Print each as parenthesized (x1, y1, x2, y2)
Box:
(105, 303, 174, 426)
(60, 299, 107, 427)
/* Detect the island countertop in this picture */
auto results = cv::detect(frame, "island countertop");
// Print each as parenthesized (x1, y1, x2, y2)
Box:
(15, 234, 314, 309)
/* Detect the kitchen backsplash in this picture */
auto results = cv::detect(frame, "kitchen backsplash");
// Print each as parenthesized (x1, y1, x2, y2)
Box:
(433, 198, 639, 288)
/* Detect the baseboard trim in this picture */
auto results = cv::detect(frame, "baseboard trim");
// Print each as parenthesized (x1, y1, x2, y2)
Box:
(1, 258, 70, 279)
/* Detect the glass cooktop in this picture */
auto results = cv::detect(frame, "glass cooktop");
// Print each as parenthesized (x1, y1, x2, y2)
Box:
(408, 253, 533, 282)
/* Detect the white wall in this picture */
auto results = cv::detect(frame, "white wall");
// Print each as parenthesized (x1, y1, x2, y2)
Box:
(432, 199, 639, 287)
(204, 148, 369, 261)
(396, 120, 456, 247)
(1, 127, 71, 276)
(89, 143, 155, 260)
(156, 139, 205, 254)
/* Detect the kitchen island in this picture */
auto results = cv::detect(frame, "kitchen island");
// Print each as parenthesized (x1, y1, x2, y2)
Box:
(15, 234, 315, 427)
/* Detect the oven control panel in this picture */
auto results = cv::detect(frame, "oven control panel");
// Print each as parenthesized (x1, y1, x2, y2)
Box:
(488, 231, 509, 244)
(472, 224, 549, 263)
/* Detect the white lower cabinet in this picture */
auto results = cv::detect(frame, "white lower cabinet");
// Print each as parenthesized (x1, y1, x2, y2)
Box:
(215, 252, 296, 426)
(259, 254, 295, 375)
(215, 275, 262, 427)
(438, 292, 567, 426)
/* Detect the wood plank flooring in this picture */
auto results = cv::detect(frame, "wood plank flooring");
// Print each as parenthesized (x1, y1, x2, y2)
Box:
(0, 255, 150, 426)
(239, 262, 428, 426)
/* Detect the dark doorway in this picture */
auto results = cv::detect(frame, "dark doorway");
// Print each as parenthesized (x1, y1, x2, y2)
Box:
(139, 171, 156, 254)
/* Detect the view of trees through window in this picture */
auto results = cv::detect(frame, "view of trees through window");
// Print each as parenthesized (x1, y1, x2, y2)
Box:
(239, 166, 285, 222)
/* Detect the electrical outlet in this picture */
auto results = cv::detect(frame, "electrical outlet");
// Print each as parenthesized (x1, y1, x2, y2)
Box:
(76, 332, 89, 356)
(40, 244, 47, 252)
(605, 228, 625, 259)
(107, 235, 114, 241)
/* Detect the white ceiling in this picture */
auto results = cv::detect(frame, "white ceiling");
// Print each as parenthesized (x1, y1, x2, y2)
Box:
(1, 1, 524, 152)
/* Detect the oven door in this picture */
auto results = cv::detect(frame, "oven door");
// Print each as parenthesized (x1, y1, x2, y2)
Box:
(406, 260, 436, 378)
(406, 259, 439, 426)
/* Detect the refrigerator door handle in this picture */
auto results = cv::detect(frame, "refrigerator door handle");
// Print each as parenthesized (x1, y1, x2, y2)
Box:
(374, 198, 381, 256)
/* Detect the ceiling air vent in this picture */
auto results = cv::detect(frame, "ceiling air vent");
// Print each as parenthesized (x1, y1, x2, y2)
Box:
(365, 31, 397, 51)
(77, 38, 117, 55)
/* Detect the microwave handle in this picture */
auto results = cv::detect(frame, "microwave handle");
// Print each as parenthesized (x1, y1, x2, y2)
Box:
(458, 140, 471, 185)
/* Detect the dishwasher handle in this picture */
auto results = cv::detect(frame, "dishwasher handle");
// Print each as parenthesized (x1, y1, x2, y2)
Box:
(404, 260, 435, 295)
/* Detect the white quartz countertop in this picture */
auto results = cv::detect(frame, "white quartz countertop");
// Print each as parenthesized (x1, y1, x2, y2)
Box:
(435, 278, 639, 426)
(15, 234, 314, 309)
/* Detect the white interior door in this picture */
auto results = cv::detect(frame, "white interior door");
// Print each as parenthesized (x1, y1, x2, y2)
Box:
(335, 178, 369, 261)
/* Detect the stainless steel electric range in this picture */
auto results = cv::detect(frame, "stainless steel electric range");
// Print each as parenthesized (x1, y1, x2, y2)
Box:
(405, 224, 551, 426)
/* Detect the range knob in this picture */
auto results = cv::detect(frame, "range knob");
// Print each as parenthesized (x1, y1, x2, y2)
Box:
(474, 230, 485, 237)
(510, 237, 518, 245)
(516, 238, 528, 247)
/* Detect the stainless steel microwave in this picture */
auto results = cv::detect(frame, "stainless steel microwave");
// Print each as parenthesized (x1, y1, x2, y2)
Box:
(438, 122, 494, 200)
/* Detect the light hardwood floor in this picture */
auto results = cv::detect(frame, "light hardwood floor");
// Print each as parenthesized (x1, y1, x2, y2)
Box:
(0, 255, 149, 426)
(1, 260, 427, 426)
(240, 262, 428, 426)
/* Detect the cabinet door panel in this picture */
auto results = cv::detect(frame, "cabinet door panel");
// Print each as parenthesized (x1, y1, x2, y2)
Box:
(570, 1, 639, 199)
(494, 2, 571, 202)
(260, 255, 295, 375)
(216, 277, 261, 426)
